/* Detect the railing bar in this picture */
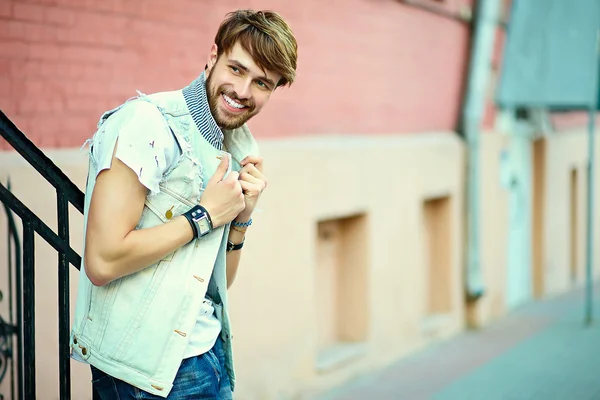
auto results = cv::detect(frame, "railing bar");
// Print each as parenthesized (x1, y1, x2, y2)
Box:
(57, 192, 71, 400)
(22, 222, 36, 399)
(5, 179, 18, 400)
(10, 218, 23, 400)
(0, 183, 81, 269)
(0, 111, 84, 213)
(8, 236, 15, 400)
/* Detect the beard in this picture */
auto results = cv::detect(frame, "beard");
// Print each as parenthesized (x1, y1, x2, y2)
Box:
(206, 72, 258, 130)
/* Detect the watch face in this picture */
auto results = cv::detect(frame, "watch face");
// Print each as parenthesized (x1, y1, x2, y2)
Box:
(197, 216, 211, 235)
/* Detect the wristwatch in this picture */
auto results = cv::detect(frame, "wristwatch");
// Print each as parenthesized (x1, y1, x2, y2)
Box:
(183, 205, 213, 238)
(227, 239, 244, 252)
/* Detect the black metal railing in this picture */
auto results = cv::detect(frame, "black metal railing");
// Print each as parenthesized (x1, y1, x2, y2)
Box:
(0, 109, 85, 400)
(1, 180, 20, 400)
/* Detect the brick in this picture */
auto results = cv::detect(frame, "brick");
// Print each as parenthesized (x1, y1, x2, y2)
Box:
(0, 57, 9, 76)
(61, 63, 88, 79)
(22, 79, 46, 98)
(13, 59, 75, 81)
(73, 10, 128, 32)
(0, 19, 15, 40)
(28, 42, 61, 61)
(65, 96, 107, 113)
(80, 63, 110, 80)
(8, 59, 33, 78)
(12, 2, 46, 23)
(0, 75, 10, 97)
(18, 94, 64, 114)
(68, 27, 124, 47)
(45, 6, 76, 26)
(13, 60, 51, 78)
(0, 40, 29, 59)
(0, 1, 12, 18)
(118, 0, 143, 17)
(3, 20, 35, 41)
(24, 0, 58, 5)
(50, 0, 86, 9)
(59, 45, 118, 64)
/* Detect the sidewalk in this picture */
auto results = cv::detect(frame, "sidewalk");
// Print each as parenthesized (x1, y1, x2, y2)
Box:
(318, 285, 600, 400)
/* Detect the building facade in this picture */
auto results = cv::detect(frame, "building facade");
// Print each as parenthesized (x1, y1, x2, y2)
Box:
(1, 0, 599, 399)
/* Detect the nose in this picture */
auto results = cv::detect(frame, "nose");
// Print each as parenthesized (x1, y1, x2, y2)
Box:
(234, 79, 252, 100)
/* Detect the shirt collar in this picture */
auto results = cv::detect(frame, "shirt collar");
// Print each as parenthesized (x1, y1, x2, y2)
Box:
(182, 71, 224, 150)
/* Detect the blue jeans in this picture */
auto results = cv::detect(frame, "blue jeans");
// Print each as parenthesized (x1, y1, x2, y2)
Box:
(91, 338, 232, 399)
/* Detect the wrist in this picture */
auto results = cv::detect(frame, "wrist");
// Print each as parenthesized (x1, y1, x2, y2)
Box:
(234, 213, 252, 224)
(182, 205, 213, 239)
(199, 202, 223, 228)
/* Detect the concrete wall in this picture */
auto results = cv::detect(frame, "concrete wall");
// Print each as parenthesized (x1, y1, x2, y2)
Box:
(0, 132, 468, 399)
(468, 126, 600, 328)
(468, 131, 511, 325)
(2, 126, 598, 399)
(539, 129, 600, 296)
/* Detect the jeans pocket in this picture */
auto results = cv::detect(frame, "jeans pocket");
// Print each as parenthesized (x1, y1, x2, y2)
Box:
(91, 373, 119, 400)
(91, 366, 139, 400)
(203, 349, 222, 383)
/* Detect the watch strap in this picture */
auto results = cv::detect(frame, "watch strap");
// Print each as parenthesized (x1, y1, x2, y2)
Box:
(182, 210, 199, 238)
(182, 205, 213, 239)
(227, 239, 244, 252)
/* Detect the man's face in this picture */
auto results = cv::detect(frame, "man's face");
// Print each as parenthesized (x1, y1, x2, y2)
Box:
(205, 42, 282, 130)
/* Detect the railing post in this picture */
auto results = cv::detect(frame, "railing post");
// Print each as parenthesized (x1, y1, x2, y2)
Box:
(14, 215, 23, 400)
(5, 180, 17, 400)
(57, 192, 71, 400)
(22, 222, 35, 399)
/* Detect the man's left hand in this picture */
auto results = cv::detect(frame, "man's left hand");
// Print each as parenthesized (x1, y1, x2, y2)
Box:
(236, 156, 267, 222)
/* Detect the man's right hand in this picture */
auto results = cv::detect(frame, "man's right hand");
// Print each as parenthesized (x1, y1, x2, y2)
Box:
(200, 155, 246, 228)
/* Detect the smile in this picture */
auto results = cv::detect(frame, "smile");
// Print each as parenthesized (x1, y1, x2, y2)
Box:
(222, 94, 246, 110)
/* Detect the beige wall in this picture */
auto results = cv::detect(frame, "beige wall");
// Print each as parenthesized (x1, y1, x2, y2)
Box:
(468, 132, 511, 326)
(539, 129, 600, 296)
(0, 129, 598, 399)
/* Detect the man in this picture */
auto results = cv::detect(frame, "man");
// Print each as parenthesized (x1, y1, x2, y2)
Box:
(69, 10, 298, 399)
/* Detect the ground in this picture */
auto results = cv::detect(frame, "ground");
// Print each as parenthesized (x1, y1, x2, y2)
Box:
(318, 285, 600, 400)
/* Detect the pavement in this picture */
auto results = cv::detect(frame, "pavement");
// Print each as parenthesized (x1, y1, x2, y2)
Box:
(318, 285, 600, 400)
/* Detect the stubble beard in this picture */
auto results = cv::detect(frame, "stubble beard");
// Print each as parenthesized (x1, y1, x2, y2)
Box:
(206, 72, 257, 130)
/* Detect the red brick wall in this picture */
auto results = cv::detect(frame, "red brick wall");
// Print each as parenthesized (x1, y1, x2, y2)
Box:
(0, 0, 472, 149)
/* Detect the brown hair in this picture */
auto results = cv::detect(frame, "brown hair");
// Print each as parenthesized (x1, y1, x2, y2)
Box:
(214, 10, 298, 88)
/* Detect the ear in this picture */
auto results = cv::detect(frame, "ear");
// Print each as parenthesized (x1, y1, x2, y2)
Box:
(206, 44, 219, 74)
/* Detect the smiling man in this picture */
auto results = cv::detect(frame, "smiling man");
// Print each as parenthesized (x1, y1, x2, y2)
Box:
(69, 10, 297, 399)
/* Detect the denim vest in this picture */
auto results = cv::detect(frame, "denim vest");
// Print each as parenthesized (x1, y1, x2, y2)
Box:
(70, 88, 258, 397)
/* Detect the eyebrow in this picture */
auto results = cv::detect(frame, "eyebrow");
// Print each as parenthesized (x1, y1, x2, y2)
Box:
(229, 59, 276, 88)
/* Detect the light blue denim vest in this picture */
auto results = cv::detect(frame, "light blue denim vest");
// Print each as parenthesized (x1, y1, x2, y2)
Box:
(70, 86, 258, 397)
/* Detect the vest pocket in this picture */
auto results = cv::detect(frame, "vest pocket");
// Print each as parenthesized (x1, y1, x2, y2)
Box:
(142, 185, 201, 228)
(107, 256, 172, 362)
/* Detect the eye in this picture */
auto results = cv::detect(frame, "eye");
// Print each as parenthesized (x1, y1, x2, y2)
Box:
(256, 80, 270, 90)
(230, 66, 240, 74)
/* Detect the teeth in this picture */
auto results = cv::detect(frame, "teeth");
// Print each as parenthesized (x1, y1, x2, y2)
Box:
(223, 94, 244, 109)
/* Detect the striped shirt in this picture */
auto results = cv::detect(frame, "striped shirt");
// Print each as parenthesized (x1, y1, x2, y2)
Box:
(182, 71, 224, 150)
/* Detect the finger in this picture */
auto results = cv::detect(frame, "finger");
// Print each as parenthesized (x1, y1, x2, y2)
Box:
(238, 164, 252, 175)
(239, 172, 262, 185)
(223, 170, 239, 184)
(208, 155, 230, 184)
(241, 164, 264, 179)
(241, 156, 263, 172)
(239, 180, 261, 194)
(241, 156, 261, 165)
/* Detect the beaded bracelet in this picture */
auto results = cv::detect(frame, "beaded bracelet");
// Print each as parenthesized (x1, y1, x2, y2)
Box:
(232, 218, 252, 228)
